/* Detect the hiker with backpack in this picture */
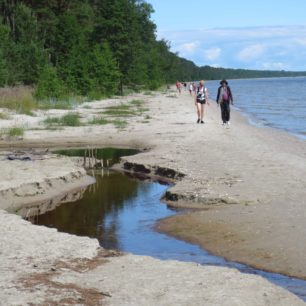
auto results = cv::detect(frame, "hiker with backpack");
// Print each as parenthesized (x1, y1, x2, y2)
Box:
(216, 79, 234, 126)
(195, 80, 210, 124)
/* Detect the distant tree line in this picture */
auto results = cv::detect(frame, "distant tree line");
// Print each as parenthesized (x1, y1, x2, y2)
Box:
(0, 0, 305, 100)
(198, 66, 306, 80)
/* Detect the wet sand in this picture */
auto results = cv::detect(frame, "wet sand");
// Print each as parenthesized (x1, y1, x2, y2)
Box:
(157, 208, 306, 280)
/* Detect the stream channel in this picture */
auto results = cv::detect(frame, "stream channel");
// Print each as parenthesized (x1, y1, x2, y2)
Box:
(27, 148, 306, 301)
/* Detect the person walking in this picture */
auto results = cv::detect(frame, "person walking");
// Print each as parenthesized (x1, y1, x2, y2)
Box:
(189, 82, 194, 95)
(216, 79, 233, 126)
(195, 80, 209, 124)
(176, 80, 182, 94)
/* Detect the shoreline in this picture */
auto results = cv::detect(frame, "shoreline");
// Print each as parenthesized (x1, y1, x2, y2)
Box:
(233, 105, 306, 142)
(155, 212, 306, 281)
(1, 88, 306, 304)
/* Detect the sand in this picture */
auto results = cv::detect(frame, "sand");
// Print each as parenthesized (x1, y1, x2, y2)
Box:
(0, 87, 306, 305)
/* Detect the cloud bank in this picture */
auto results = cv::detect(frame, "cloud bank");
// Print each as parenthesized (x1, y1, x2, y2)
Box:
(157, 26, 306, 71)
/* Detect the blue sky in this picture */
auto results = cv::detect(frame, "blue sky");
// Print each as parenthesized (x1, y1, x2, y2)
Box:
(148, 0, 306, 71)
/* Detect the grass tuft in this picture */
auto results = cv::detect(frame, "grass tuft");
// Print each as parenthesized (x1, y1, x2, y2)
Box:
(88, 116, 112, 125)
(113, 119, 128, 129)
(0, 112, 10, 120)
(43, 113, 82, 127)
(0, 86, 38, 115)
(8, 127, 24, 137)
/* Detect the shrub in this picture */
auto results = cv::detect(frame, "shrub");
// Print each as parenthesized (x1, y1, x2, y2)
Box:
(8, 127, 24, 137)
(35, 66, 65, 100)
(0, 86, 37, 114)
(88, 116, 112, 125)
(43, 113, 81, 127)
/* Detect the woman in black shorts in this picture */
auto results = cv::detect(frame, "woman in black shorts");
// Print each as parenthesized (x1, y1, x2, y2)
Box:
(195, 80, 209, 123)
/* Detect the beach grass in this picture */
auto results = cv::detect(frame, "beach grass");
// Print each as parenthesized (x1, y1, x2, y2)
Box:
(0, 86, 38, 115)
(0, 112, 10, 120)
(129, 99, 144, 107)
(38, 95, 86, 110)
(102, 108, 138, 117)
(1, 127, 25, 137)
(112, 119, 128, 129)
(102, 100, 147, 117)
(43, 113, 82, 127)
(87, 116, 127, 129)
(8, 127, 24, 137)
(88, 116, 112, 125)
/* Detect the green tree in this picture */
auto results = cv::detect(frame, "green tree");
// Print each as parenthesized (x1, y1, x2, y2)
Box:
(35, 65, 64, 99)
(0, 21, 9, 85)
(88, 43, 121, 97)
(0, 49, 8, 86)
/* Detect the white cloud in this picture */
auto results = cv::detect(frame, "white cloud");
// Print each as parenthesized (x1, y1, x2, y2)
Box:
(157, 26, 306, 71)
(176, 41, 200, 55)
(261, 62, 286, 70)
(293, 37, 306, 47)
(203, 47, 221, 60)
(237, 44, 265, 62)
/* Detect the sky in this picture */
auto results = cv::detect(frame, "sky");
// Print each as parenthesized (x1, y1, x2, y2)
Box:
(148, 0, 306, 71)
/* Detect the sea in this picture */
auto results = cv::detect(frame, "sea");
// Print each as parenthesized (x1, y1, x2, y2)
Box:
(206, 76, 306, 140)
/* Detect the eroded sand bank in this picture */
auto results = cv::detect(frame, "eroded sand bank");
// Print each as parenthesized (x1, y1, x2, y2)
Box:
(0, 88, 306, 305)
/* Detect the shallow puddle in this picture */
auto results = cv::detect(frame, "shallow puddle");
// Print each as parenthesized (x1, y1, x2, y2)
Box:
(26, 148, 306, 301)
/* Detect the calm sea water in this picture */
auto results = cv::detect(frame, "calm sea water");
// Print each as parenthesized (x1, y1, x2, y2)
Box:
(206, 77, 306, 140)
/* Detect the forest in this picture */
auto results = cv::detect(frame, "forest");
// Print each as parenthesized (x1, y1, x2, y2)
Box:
(0, 0, 306, 100)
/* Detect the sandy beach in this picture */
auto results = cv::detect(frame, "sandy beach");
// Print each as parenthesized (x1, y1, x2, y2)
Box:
(1, 87, 306, 305)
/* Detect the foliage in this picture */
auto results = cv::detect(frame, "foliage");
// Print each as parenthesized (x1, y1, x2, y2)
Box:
(88, 116, 112, 125)
(198, 65, 306, 80)
(0, 0, 305, 100)
(43, 113, 81, 127)
(35, 65, 65, 100)
(102, 104, 138, 117)
(7, 127, 24, 137)
(0, 112, 10, 119)
(0, 86, 37, 114)
(112, 119, 128, 129)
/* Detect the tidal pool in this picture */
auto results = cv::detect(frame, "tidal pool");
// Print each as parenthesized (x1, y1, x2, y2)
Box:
(27, 148, 306, 301)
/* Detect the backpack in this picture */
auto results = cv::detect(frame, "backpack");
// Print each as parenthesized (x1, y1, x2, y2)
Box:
(222, 87, 229, 101)
(197, 87, 206, 101)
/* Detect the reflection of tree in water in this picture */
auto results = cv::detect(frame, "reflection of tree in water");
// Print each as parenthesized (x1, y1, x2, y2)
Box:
(54, 148, 139, 166)
(96, 178, 157, 250)
(34, 171, 140, 250)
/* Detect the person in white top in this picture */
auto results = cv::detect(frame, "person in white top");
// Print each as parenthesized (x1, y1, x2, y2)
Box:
(189, 83, 193, 95)
(195, 80, 210, 124)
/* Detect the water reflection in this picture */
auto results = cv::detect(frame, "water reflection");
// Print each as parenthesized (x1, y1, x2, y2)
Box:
(30, 170, 208, 259)
(53, 147, 140, 168)
(28, 170, 306, 301)
(32, 171, 141, 250)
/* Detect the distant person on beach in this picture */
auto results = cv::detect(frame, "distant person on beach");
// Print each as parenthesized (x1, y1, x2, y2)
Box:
(192, 82, 197, 93)
(195, 80, 209, 124)
(176, 80, 182, 94)
(216, 79, 233, 126)
(189, 83, 194, 95)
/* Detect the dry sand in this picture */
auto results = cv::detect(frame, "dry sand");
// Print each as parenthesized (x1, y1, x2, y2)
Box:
(0, 87, 306, 305)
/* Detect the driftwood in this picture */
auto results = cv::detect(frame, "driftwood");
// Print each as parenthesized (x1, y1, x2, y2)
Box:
(6, 149, 49, 161)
